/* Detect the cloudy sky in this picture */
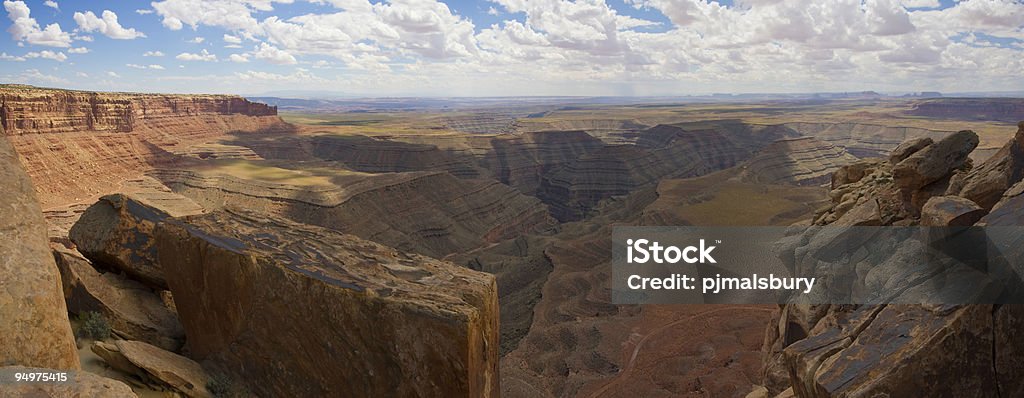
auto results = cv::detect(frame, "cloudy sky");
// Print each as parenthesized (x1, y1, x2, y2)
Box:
(0, 0, 1022, 96)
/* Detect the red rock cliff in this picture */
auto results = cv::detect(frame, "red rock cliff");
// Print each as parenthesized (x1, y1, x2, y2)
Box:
(0, 85, 276, 135)
(0, 85, 286, 208)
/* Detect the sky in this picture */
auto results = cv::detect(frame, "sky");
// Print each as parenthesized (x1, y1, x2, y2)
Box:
(0, 0, 1021, 97)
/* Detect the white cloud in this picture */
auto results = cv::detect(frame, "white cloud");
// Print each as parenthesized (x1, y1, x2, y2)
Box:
(223, 33, 242, 43)
(143, 50, 165, 57)
(4, 0, 71, 47)
(19, 68, 67, 84)
(0, 52, 24, 61)
(487, 6, 499, 16)
(151, 0, 273, 32)
(251, 42, 296, 64)
(136, 9, 153, 15)
(176, 49, 217, 61)
(901, 0, 940, 9)
(25, 50, 66, 61)
(67, 46, 88, 53)
(127, 63, 166, 70)
(43, 0, 57, 10)
(228, 53, 249, 62)
(73, 10, 146, 39)
(187, 36, 205, 43)
(107, 71, 119, 77)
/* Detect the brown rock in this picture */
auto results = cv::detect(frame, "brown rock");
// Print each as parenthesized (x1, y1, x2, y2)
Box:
(831, 159, 883, 189)
(0, 134, 79, 369)
(92, 340, 211, 398)
(785, 305, 996, 398)
(888, 136, 933, 165)
(892, 130, 978, 191)
(0, 366, 135, 397)
(155, 208, 500, 397)
(920, 196, 986, 226)
(833, 199, 882, 226)
(53, 246, 184, 351)
(947, 124, 1024, 210)
(69, 193, 202, 288)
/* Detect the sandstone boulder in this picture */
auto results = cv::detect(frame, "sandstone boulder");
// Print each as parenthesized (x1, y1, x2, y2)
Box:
(69, 193, 203, 288)
(155, 208, 500, 397)
(888, 136, 933, 165)
(946, 123, 1024, 210)
(920, 196, 986, 226)
(0, 366, 135, 397)
(892, 130, 978, 191)
(830, 159, 883, 189)
(0, 135, 79, 369)
(53, 246, 184, 351)
(92, 340, 210, 398)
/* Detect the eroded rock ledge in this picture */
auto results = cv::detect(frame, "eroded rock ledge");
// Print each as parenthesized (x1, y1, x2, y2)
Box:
(155, 207, 500, 397)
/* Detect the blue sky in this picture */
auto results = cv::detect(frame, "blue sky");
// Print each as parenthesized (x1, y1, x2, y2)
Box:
(0, 0, 1022, 97)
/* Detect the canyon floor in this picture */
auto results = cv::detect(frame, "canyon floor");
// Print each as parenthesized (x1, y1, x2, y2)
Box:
(7, 86, 1023, 397)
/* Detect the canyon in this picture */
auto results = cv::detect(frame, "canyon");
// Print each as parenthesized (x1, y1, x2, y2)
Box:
(2, 85, 1023, 397)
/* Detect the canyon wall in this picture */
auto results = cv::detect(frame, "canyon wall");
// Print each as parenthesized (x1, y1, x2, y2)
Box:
(0, 85, 285, 208)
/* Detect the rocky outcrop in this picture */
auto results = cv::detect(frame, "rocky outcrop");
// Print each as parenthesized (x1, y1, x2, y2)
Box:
(155, 208, 500, 397)
(92, 340, 211, 398)
(888, 136, 932, 164)
(0, 366, 135, 397)
(53, 246, 184, 351)
(151, 168, 552, 258)
(947, 122, 1024, 210)
(892, 130, 977, 191)
(765, 123, 1024, 398)
(0, 134, 79, 369)
(0, 85, 286, 209)
(814, 131, 980, 226)
(70, 193, 203, 288)
(737, 137, 858, 186)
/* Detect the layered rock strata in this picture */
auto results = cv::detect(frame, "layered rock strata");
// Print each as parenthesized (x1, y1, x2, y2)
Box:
(737, 137, 858, 186)
(537, 123, 791, 221)
(0, 85, 285, 208)
(155, 208, 500, 397)
(151, 168, 552, 258)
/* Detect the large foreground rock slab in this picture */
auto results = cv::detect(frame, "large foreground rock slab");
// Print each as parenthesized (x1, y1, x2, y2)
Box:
(53, 247, 184, 351)
(0, 366, 135, 397)
(69, 193, 203, 288)
(155, 208, 500, 397)
(0, 135, 79, 369)
(92, 340, 210, 398)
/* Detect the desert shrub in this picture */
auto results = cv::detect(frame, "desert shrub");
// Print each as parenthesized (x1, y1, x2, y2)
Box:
(206, 373, 234, 397)
(78, 311, 110, 340)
